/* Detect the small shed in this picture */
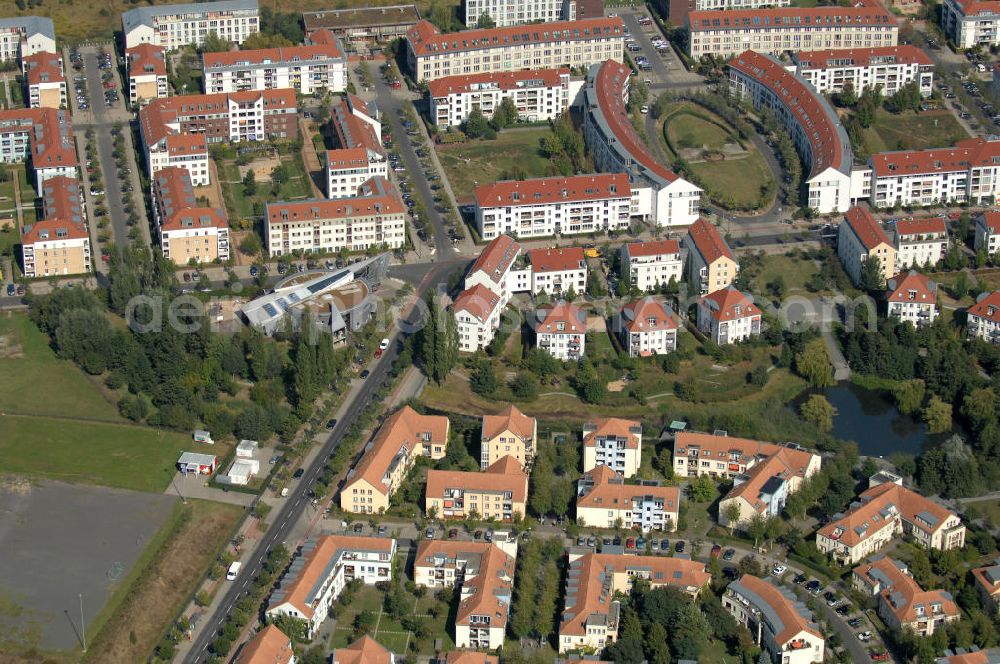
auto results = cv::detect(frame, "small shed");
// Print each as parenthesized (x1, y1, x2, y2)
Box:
(177, 452, 217, 475)
(236, 440, 259, 458)
(193, 430, 214, 444)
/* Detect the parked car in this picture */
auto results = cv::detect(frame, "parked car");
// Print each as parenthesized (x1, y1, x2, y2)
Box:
(326, 419, 337, 430)
(5, 284, 14, 296)
(293, 467, 304, 479)
(722, 548, 736, 561)
(426, 528, 435, 539)
(710, 544, 722, 558)
(836, 604, 851, 616)
(847, 617, 864, 628)
(674, 540, 685, 553)
(661, 538, 671, 551)
(805, 580, 822, 594)
(359, 369, 370, 379)
(793, 574, 807, 585)
(771, 564, 787, 577)
(626, 537, 636, 549)
(448, 528, 458, 540)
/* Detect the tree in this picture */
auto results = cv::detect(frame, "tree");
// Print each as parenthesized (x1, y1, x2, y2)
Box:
(239, 232, 263, 257)
(746, 512, 770, 548)
(892, 378, 926, 415)
(859, 255, 885, 292)
(417, 293, 458, 384)
(271, 163, 290, 194)
(689, 475, 716, 502)
(724, 501, 742, 534)
(794, 338, 834, 387)
(800, 394, 836, 431)
(242, 169, 256, 196)
(464, 106, 490, 139)
(491, 96, 517, 129)
(475, 12, 496, 28)
(241, 32, 293, 50)
(470, 359, 498, 396)
(200, 31, 234, 54)
(510, 372, 538, 400)
(923, 395, 952, 434)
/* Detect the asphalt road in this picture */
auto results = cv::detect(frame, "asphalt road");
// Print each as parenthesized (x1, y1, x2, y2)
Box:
(183, 259, 460, 664)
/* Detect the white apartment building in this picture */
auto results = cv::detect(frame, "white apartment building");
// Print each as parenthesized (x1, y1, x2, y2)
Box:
(791, 46, 934, 98)
(203, 29, 346, 96)
(668, 0, 790, 25)
(464, 234, 521, 309)
(533, 300, 586, 360)
(620, 239, 683, 292)
(126, 44, 169, 105)
(0, 108, 77, 188)
(429, 68, 572, 129)
(672, 431, 822, 485)
(893, 217, 949, 270)
(887, 271, 938, 327)
(686, 217, 738, 295)
(463, 0, 575, 27)
(687, 4, 898, 59)
(942, 0, 1000, 49)
(0, 17, 55, 63)
(838, 206, 896, 287)
(615, 297, 678, 357)
(968, 291, 1000, 343)
(122, 0, 260, 50)
(975, 211, 1000, 256)
(405, 17, 625, 84)
(265, 177, 406, 255)
(723, 575, 825, 664)
(729, 51, 854, 215)
(518, 247, 587, 296)
(697, 287, 762, 345)
(325, 95, 385, 199)
(582, 417, 643, 478)
(576, 465, 680, 532)
(454, 283, 502, 352)
(474, 173, 633, 240)
(583, 60, 701, 227)
(22, 53, 65, 109)
(266, 536, 396, 639)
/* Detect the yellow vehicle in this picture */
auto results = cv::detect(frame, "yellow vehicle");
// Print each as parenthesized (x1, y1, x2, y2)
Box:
(584, 247, 602, 258)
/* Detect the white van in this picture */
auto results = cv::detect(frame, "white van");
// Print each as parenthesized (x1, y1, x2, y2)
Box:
(226, 561, 242, 581)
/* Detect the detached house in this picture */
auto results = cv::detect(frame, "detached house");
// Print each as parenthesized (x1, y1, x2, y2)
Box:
(615, 297, 678, 357)
(582, 417, 642, 478)
(696, 286, 761, 345)
(886, 271, 937, 327)
(685, 217, 738, 295)
(893, 216, 948, 270)
(533, 300, 586, 360)
(838, 206, 895, 287)
(480, 404, 537, 470)
(854, 557, 959, 637)
(576, 465, 679, 531)
(968, 291, 1000, 343)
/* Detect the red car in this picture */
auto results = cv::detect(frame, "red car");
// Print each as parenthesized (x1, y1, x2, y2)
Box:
(869, 650, 889, 662)
(390, 80, 402, 89)
(625, 537, 636, 549)
(710, 544, 722, 558)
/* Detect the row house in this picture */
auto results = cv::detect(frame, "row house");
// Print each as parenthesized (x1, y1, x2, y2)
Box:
(838, 206, 896, 287)
(685, 218, 737, 295)
(575, 465, 679, 531)
(153, 167, 229, 264)
(265, 536, 396, 639)
(265, 177, 406, 255)
(729, 51, 855, 214)
(972, 557, 1000, 614)
(463, 0, 576, 27)
(339, 406, 449, 514)
(697, 286, 761, 345)
(21, 176, 90, 278)
(816, 483, 966, 565)
(671, 430, 822, 485)
(122, 0, 260, 50)
(615, 296, 677, 357)
(582, 417, 642, 478)
(325, 94, 386, 199)
(718, 452, 799, 531)
(942, 0, 1000, 48)
(532, 300, 586, 360)
(688, 4, 898, 59)
(791, 45, 934, 98)
(0, 108, 77, 187)
(620, 239, 683, 292)
(723, 575, 825, 664)
(126, 44, 169, 106)
(203, 29, 346, 96)
(967, 291, 1000, 343)
(480, 404, 537, 470)
(0, 16, 55, 63)
(473, 173, 633, 241)
(425, 456, 528, 522)
(464, 233, 521, 309)
(583, 60, 701, 227)
(975, 211, 1000, 256)
(236, 624, 295, 664)
(854, 557, 960, 637)
(558, 551, 709, 653)
(405, 17, 624, 84)
(414, 541, 516, 650)
(453, 283, 502, 353)
(429, 68, 573, 129)
(893, 216, 949, 270)
(667, 0, 790, 26)
(887, 271, 938, 327)
(22, 53, 65, 109)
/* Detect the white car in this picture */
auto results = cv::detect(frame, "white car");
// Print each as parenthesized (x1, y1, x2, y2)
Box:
(770, 564, 787, 577)
(640, 105, 649, 114)
(857, 631, 872, 642)
(379, 338, 390, 351)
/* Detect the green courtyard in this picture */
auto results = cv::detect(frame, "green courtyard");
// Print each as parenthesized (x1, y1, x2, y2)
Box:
(436, 128, 555, 203)
(863, 109, 968, 153)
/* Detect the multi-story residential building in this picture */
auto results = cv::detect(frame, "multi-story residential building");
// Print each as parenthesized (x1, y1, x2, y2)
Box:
(414, 541, 515, 650)
(532, 300, 586, 360)
(583, 60, 701, 227)
(0, 108, 76, 187)
(426, 456, 528, 521)
(266, 536, 396, 638)
(816, 483, 966, 565)
(576, 465, 679, 531)
(975, 211, 1000, 256)
(942, 0, 1000, 49)
(304, 5, 421, 46)
(887, 271, 938, 327)
(868, 137, 1000, 208)
(474, 173, 633, 240)
(855, 557, 960, 637)
(893, 216, 948, 269)
(480, 404, 537, 470)
(972, 557, 1000, 614)
(324, 94, 386, 199)
(667, 0, 790, 26)
(151, 166, 196, 226)
(22, 53, 65, 109)
(429, 68, 572, 128)
(464, 234, 521, 308)
(122, 0, 260, 50)
(697, 286, 762, 345)
(340, 406, 449, 514)
(0, 17, 55, 63)
(463, 0, 575, 26)
(558, 552, 709, 653)
(236, 624, 295, 664)
(838, 206, 896, 287)
(792, 46, 934, 98)
(615, 297, 677, 357)
(152, 166, 229, 264)
(21, 213, 90, 277)
(672, 430, 822, 485)
(405, 17, 625, 84)
(620, 239, 683, 292)
(520, 247, 587, 296)
(204, 29, 346, 96)
(729, 51, 855, 214)
(332, 636, 395, 664)
(718, 452, 800, 530)
(265, 177, 406, 255)
(582, 417, 642, 478)
(454, 283, 502, 353)
(685, 218, 737, 295)
(967, 291, 1000, 343)
(723, 575, 825, 664)
(126, 44, 169, 105)
(688, 4, 898, 60)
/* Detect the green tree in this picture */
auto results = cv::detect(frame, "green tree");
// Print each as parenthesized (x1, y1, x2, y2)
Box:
(417, 294, 458, 384)
(470, 359, 498, 396)
(923, 395, 952, 434)
(242, 169, 256, 196)
(794, 338, 834, 387)
(859, 255, 885, 292)
(491, 96, 517, 130)
(200, 31, 234, 53)
(464, 106, 490, 139)
(475, 12, 496, 28)
(724, 501, 742, 534)
(510, 372, 538, 400)
(892, 378, 925, 415)
(689, 475, 716, 502)
(800, 394, 836, 431)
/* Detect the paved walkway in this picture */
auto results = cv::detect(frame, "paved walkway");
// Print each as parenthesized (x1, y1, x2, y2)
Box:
(822, 323, 851, 381)
(299, 115, 326, 199)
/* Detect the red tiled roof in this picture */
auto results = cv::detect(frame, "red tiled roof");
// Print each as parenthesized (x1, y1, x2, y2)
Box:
(267, 177, 404, 224)
(468, 234, 520, 285)
(623, 239, 680, 258)
(687, 218, 734, 264)
(620, 297, 676, 334)
(236, 624, 294, 664)
(576, 465, 679, 511)
(534, 300, 585, 334)
(528, 246, 586, 273)
(334, 635, 393, 664)
(674, 431, 819, 479)
(951, 0, 1000, 17)
(583, 417, 641, 450)
(689, 3, 894, 30)
(153, 166, 197, 212)
(162, 206, 227, 232)
(729, 50, 848, 178)
(21, 217, 88, 244)
(140, 89, 296, 147)
(969, 291, 1000, 324)
(0, 108, 76, 171)
(844, 206, 892, 250)
(722, 453, 793, 514)
(979, 211, 1000, 234)
(481, 404, 535, 442)
(794, 45, 932, 70)
(426, 456, 528, 504)
(870, 137, 1000, 177)
(886, 271, 937, 305)
(41, 175, 81, 223)
(699, 286, 758, 322)
(325, 146, 373, 170)
(732, 575, 822, 644)
(593, 60, 680, 184)
(332, 97, 382, 155)
(204, 42, 343, 68)
(444, 654, 499, 664)
(406, 17, 624, 57)
(475, 173, 631, 208)
(894, 216, 948, 237)
(452, 283, 501, 322)
(127, 43, 167, 77)
(22, 52, 63, 86)
(345, 405, 449, 493)
(428, 67, 568, 98)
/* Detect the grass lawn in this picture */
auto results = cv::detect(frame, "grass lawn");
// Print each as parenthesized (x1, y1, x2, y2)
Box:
(217, 151, 312, 224)
(751, 253, 822, 294)
(7, 79, 22, 107)
(864, 110, 968, 153)
(329, 582, 455, 654)
(436, 128, 554, 203)
(686, 154, 773, 210)
(965, 498, 1000, 527)
(665, 112, 730, 151)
